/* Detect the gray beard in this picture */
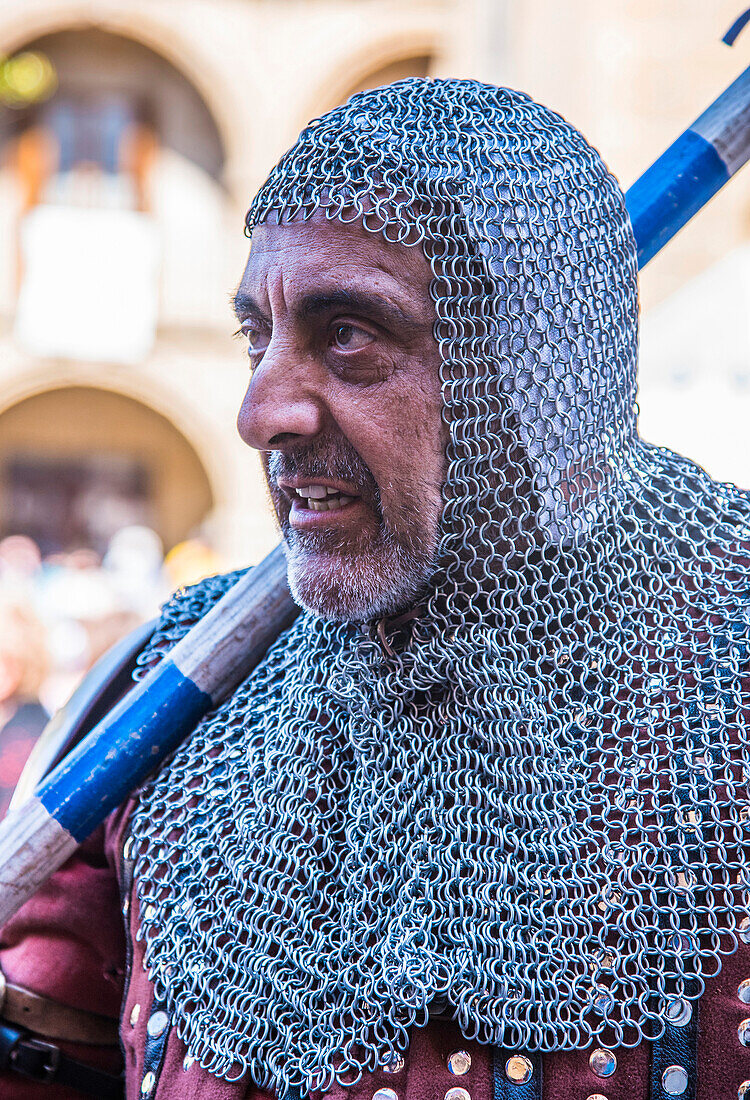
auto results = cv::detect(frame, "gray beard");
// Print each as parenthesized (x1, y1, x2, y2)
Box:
(266, 441, 439, 622)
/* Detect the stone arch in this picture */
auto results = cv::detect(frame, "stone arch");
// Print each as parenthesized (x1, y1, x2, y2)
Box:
(0, 372, 227, 554)
(302, 33, 441, 127)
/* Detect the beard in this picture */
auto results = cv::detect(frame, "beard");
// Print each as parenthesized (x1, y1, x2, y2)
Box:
(266, 437, 441, 622)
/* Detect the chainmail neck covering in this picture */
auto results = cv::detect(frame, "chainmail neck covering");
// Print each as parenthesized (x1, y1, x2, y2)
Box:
(129, 79, 750, 1096)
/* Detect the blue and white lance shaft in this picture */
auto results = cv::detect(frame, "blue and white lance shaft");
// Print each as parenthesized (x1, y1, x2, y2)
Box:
(626, 56, 750, 267)
(0, 544, 297, 925)
(2, 47, 750, 930)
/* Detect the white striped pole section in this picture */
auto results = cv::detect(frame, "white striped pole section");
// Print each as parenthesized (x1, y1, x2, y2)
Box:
(0, 544, 297, 926)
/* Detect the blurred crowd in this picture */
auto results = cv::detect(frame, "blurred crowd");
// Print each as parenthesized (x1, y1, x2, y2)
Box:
(0, 527, 223, 815)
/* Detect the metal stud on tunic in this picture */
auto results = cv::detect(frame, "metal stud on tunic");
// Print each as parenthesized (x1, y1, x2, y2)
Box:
(738, 1081, 750, 1099)
(445, 1089, 471, 1100)
(739, 980, 750, 1004)
(147, 1010, 169, 1039)
(129, 1003, 140, 1027)
(739, 917, 750, 945)
(739, 1018, 750, 1046)
(665, 998, 692, 1026)
(382, 1054, 405, 1073)
(447, 1050, 472, 1075)
(372, 1090, 399, 1100)
(589, 1049, 617, 1077)
(662, 1065, 688, 1095)
(140, 1072, 155, 1097)
(505, 1055, 533, 1083)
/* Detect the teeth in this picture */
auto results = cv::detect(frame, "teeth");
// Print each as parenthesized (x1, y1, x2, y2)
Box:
(299, 494, 356, 512)
(292, 483, 357, 512)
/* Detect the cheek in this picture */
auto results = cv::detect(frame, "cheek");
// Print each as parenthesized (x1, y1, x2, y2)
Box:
(365, 405, 446, 500)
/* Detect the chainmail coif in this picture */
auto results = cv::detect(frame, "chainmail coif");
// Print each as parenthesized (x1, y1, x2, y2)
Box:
(128, 79, 750, 1096)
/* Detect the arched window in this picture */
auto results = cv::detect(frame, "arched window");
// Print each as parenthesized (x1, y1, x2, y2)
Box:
(341, 54, 432, 101)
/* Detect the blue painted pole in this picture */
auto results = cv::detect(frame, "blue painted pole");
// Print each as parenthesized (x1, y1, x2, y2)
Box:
(626, 65, 750, 267)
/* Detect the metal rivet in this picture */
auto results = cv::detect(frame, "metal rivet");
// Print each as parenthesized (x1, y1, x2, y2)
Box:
(505, 1055, 533, 1083)
(445, 1089, 471, 1100)
(447, 1050, 472, 1076)
(665, 997, 692, 1026)
(147, 1010, 169, 1039)
(589, 1048, 617, 1077)
(182, 1054, 195, 1072)
(141, 1072, 155, 1097)
(740, 917, 750, 944)
(740, 980, 750, 1005)
(382, 1054, 405, 1074)
(129, 1003, 140, 1027)
(739, 1018, 750, 1046)
(372, 1090, 399, 1100)
(662, 1065, 688, 1095)
(585, 1095, 609, 1100)
(739, 1081, 750, 1099)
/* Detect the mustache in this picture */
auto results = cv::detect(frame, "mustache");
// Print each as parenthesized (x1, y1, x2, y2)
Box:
(266, 437, 381, 509)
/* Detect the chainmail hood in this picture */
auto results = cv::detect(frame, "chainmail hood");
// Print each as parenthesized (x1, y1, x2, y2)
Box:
(129, 80, 750, 1096)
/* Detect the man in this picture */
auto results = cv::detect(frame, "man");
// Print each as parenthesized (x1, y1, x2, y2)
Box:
(0, 77, 749, 1100)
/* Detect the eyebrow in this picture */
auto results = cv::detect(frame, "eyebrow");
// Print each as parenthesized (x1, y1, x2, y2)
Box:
(232, 286, 422, 331)
(299, 289, 418, 330)
(231, 289, 267, 323)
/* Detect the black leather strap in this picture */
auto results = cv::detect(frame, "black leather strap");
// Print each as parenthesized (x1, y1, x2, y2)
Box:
(140, 996, 171, 1094)
(0, 1020, 123, 1097)
(649, 1000, 699, 1100)
(492, 1047, 543, 1099)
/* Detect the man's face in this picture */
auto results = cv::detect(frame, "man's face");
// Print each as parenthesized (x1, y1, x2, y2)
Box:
(235, 212, 446, 621)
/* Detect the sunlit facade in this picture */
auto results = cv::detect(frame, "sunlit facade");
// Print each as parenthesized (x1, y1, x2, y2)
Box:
(0, 0, 747, 572)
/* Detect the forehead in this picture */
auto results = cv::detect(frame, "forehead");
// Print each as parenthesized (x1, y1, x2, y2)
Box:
(239, 212, 433, 306)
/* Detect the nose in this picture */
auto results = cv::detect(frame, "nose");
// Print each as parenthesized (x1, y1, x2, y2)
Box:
(236, 342, 326, 451)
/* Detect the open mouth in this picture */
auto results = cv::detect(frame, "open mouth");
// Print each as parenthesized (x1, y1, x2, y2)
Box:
(291, 484, 358, 512)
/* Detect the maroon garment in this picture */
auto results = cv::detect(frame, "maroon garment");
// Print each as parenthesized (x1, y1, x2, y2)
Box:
(1, 795, 750, 1099)
(0, 815, 127, 1098)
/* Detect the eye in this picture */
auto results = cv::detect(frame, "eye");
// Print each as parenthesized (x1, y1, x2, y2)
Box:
(239, 323, 269, 360)
(330, 322, 374, 352)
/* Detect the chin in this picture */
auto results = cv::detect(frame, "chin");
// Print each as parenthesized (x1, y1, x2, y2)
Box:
(285, 540, 435, 623)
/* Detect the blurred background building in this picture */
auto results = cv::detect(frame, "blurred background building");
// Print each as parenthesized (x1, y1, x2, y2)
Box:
(0, 0, 747, 728)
